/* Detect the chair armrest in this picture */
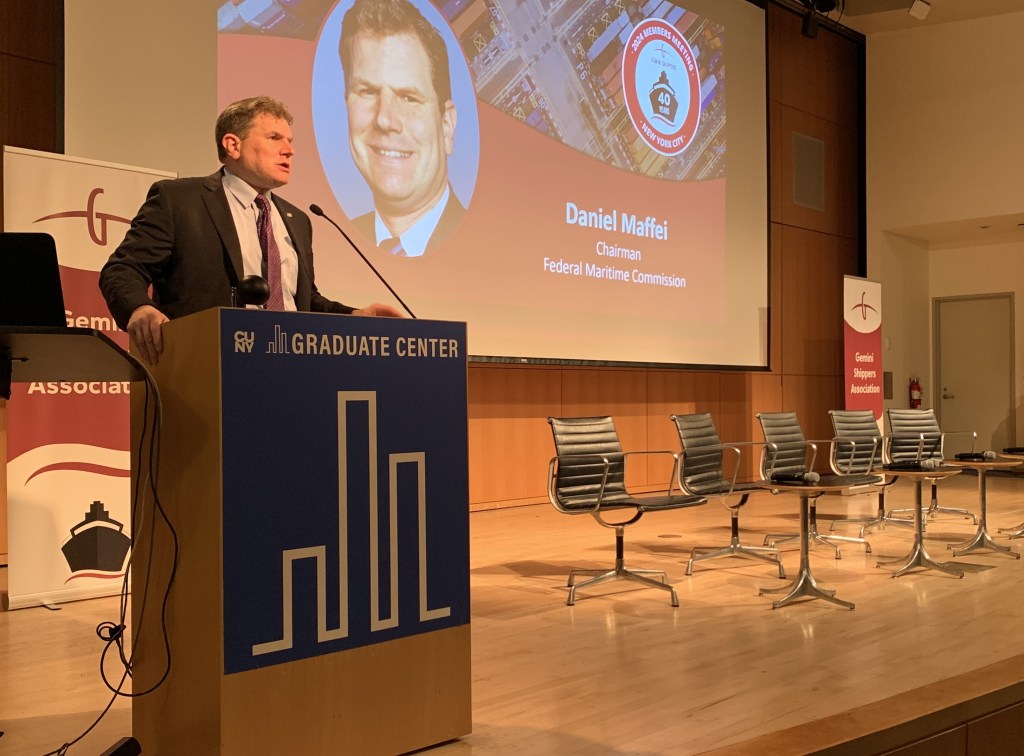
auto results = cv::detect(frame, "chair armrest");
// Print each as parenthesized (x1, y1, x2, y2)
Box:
(886, 431, 943, 461)
(762, 440, 817, 479)
(721, 440, 769, 487)
(942, 429, 978, 453)
(547, 453, 613, 513)
(676, 442, 744, 496)
(830, 434, 881, 474)
(623, 449, 682, 495)
(807, 441, 819, 469)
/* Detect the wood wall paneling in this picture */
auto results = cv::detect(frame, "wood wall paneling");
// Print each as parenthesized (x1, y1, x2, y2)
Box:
(780, 373, 843, 446)
(768, 105, 784, 227)
(967, 702, 1024, 754)
(0, 56, 57, 153)
(767, 2, 861, 126)
(779, 226, 845, 377)
(768, 1, 862, 243)
(646, 369, 721, 439)
(773, 104, 860, 237)
(833, 120, 862, 241)
(837, 233, 860, 279)
(769, 223, 783, 374)
(0, 1, 59, 61)
(468, 365, 562, 509)
(767, 4, 827, 115)
(821, 17, 863, 129)
(886, 727, 967, 756)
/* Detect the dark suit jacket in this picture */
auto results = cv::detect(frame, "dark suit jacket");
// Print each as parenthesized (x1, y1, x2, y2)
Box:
(353, 189, 466, 256)
(99, 170, 354, 330)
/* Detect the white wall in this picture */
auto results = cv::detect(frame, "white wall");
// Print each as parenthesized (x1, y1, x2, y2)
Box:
(877, 232, 930, 405)
(929, 240, 1024, 442)
(865, 10, 1024, 440)
(64, 0, 216, 178)
(866, 13, 1024, 228)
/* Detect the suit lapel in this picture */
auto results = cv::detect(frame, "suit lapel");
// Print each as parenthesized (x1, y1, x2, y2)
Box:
(202, 171, 245, 282)
(426, 190, 467, 253)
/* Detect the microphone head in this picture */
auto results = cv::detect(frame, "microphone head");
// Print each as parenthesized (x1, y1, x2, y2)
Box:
(309, 203, 324, 217)
(803, 471, 821, 484)
(983, 450, 997, 460)
(236, 275, 270, 307)
(920, 458, 940, 471)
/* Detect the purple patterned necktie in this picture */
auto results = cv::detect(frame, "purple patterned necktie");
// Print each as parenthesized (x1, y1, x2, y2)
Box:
(254, 194, 285, 310)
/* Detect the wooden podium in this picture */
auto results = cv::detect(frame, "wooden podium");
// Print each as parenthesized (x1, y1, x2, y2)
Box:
(131, 308, 471, 754)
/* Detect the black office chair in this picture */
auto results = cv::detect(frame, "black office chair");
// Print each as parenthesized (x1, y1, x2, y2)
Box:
(757, 411, 878, 559)
(886, 408, 977, 524)
(828, 409, 907, 537)
(547, 416, 706, 606)
(670, 412, 785, 578)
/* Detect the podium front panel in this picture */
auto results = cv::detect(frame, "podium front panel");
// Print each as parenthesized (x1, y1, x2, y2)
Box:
(218, 309, 469, 674)
(131, 308, 471, 754)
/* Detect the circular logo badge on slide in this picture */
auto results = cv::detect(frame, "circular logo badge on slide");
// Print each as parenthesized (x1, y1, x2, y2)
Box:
(622, 18, 701, 157)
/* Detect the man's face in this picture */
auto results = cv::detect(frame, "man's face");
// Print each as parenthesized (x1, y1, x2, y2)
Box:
(221, 114, 294, 193)
(346, 32, 456, 222)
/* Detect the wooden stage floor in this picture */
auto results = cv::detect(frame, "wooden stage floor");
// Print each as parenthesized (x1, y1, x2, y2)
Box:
(4, 473, 1024, 754)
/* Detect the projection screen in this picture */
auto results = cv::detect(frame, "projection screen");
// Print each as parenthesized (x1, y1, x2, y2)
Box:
(78, 0, 769, 368)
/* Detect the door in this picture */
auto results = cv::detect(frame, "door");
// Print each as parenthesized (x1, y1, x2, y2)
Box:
(934, 294, 1015, 455)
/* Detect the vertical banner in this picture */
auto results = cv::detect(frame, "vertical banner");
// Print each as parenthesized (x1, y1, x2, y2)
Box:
(843, 275, 883, 420)
(2, 147, 174, 609)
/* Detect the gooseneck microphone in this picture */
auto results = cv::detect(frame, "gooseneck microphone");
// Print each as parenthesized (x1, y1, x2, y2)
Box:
(308, 204, 417, 319)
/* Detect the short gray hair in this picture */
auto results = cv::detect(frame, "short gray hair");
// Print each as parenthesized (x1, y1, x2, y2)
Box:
(215, 96, 293, 160)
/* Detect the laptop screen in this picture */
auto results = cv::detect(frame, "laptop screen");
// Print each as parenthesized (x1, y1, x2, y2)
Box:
(0, 232, 68, 327)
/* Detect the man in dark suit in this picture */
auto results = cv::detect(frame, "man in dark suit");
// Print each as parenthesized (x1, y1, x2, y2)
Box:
(99, 96, 401, 364)
(340, 0, 465, 257)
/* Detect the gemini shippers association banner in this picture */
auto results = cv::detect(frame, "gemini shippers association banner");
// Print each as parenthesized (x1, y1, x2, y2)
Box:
(843, 275, 883, 421)
(2, 146, 174, 610)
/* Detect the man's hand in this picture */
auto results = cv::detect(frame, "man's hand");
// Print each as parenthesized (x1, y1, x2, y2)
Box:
(126, 304, 169, 364)
(353, 303, 404, 318)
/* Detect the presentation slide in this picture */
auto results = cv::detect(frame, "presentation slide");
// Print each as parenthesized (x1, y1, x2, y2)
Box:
(217, 0, 767, 367)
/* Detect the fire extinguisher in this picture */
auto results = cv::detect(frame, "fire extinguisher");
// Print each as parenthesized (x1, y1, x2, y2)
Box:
(909, 377, 922, 409)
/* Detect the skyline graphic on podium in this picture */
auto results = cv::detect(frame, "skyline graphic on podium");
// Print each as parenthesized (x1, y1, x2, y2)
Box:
(218, 310, 469, 675)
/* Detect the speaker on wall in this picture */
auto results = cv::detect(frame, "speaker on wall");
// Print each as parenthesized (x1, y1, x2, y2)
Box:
(792, 132, 826, 211)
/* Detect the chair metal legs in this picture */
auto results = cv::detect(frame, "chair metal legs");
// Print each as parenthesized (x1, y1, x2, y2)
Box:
(687, 510, 786, 578)
(828, 492, 916, 538)
(566, 525, 679, 606)
(765, 500, 871, 559)
(887, 481, 977, 525)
